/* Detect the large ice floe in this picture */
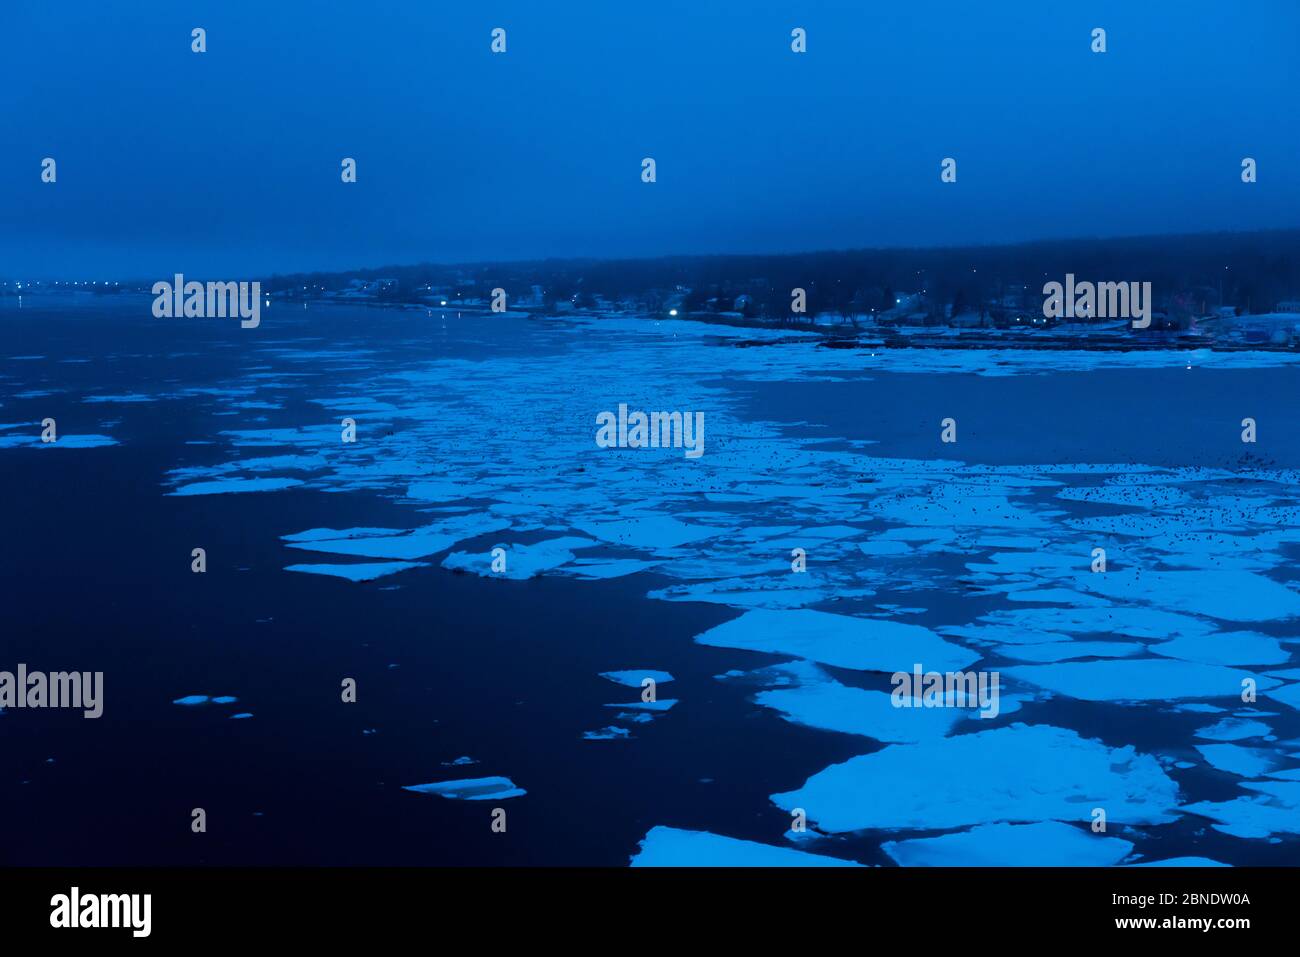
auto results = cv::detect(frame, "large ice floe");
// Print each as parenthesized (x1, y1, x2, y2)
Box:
(770, 723, 1180, 833)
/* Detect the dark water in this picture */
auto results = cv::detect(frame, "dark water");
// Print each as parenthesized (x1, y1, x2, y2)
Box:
(735, 366, 1300, 470)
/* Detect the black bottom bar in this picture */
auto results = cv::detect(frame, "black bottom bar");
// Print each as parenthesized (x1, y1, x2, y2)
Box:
(0, 866, 1282, 942)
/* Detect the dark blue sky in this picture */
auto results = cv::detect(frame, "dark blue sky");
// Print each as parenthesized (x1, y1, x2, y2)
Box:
(3, 0, 1298, 278)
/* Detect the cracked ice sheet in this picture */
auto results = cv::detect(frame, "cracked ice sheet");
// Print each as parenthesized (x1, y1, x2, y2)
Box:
(630, 826, 861, 867)
(771, 723, 1179, 833)
(694, 609, 980, 673)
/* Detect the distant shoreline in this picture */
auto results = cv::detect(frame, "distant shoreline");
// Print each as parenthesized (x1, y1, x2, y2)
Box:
(7, 289, 1300, 355)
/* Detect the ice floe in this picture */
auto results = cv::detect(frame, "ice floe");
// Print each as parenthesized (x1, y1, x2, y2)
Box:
(1079, 570, 1300, 623)
(1195, 743, 1284, 777)
(756, 681, 966, 742)
(1184, 781, 1300, 838)
(442, 537, 597, 579)
(600, 670, 675, 687)
(1196, 718, 1271, 741)
(172, 695, 238, 706)
(285, 561, 426, 581)
(882, 821, 1133, 867)
(694, 609, 979, 673)
(170, 477, 303, 496)
(1152, 631, 1290, 667)
(1005, 660, 1279, 702)
(583, 726, 631, 741)
(0, 433, 117, 449)
(630, 826, 861, 867)
(284, 516, 511, 560)
(771, 723, 1179, 833)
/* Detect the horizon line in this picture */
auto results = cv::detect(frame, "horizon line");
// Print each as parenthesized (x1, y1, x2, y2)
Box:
(6, 224, 1300, 285)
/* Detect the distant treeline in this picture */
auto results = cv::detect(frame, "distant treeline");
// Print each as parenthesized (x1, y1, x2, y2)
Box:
(261, 229, 1300, 318)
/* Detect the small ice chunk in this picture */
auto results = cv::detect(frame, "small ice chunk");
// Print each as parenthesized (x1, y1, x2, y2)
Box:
(402, 776, 525, 800)
(599, 670, 675, 687)
(582, 726, 631, 741)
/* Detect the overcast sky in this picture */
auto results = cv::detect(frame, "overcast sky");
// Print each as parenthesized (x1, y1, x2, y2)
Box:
(3, 0, 1297, 278)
